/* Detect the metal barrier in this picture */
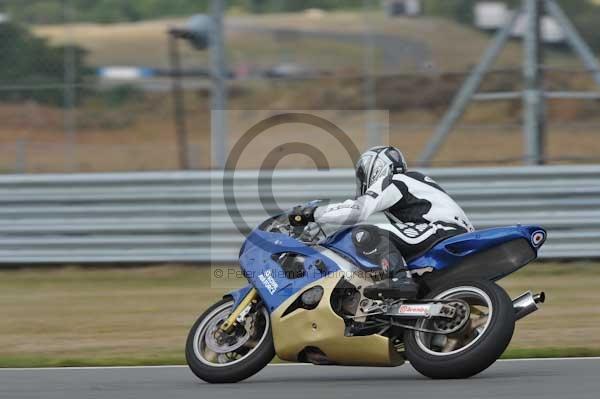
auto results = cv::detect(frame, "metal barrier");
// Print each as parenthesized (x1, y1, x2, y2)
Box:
(0, 165, 598, 264)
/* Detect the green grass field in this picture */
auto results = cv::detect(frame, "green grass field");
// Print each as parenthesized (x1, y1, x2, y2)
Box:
(1, 262, 599, 367)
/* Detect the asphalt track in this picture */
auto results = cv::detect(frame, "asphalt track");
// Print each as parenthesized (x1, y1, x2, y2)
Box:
(2, 358, 600, 399)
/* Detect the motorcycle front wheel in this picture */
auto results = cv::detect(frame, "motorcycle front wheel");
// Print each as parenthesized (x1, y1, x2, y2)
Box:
(185, 298, 275, 383)
(404, 279, 515, 379)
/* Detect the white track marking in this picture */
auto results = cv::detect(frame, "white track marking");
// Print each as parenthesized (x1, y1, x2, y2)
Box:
(0, 365, 189, 371)
(498, 357, 600, 362)
(0, 363, 307, 371)
(1, 357, 599, 371)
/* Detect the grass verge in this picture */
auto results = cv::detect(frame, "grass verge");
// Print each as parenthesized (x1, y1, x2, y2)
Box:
(2, 347, 599, 368)
(1, 262, 599, 368)
(502, 347, 600, 359)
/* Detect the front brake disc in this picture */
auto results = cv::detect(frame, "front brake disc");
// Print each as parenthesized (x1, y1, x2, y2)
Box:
(204, 316, 250, 354)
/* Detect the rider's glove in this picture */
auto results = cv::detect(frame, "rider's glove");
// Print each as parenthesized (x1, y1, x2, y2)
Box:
(289, 205, 317, 227)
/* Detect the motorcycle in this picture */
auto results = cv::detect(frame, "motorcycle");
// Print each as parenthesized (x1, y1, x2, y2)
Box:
(186, 203, 547, 383)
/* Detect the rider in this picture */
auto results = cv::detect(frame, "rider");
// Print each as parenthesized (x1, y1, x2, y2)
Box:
(290, 146, 474, 299)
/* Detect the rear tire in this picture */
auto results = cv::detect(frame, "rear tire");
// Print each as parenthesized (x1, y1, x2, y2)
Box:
(404, 280, 515, 379)
(185, 298, 275, 383)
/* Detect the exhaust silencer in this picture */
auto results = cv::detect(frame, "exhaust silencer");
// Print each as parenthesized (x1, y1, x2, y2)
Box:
(512, 291, 545, 321)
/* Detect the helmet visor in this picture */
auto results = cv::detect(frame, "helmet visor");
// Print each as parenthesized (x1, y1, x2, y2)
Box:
(369, 157, 390, 187)
(355, 155, 372, 197)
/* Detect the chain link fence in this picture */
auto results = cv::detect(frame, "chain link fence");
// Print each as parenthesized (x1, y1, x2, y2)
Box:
(0, 0, 213, 173)
(1, 0, 600, 173)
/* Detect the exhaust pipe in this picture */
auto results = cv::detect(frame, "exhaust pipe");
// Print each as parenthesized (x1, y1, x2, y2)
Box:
(512, 291, 545, 321)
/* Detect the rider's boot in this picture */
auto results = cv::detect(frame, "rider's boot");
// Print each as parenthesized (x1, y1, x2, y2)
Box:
(351, 225, 419, 300)
(363, 269, 419, 300)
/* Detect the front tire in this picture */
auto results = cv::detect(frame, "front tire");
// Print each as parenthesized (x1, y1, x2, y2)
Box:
(404, 280, 515, 379)
(185, 298, 275, 383)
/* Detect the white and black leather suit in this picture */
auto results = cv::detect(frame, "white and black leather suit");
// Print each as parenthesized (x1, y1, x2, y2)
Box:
(314, 171, 474, 269)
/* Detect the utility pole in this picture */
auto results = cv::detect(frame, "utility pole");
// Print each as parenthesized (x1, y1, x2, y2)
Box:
(63, 0, 78, 171)
(363, 0, 380, 148)
(167, 33, 191, 170)
(210, 0, 228, 169)
(523, 0, 545, 165)
(167, 13, 221, 170)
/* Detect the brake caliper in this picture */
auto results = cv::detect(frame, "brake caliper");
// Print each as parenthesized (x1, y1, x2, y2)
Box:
(433, 301, 470, 333)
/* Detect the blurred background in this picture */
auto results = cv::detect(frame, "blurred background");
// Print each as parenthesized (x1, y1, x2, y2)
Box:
(1, 0, 600, 368)
(3, 0, 600, 172)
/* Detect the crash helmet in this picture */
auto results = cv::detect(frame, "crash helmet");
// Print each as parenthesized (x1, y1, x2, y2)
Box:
(355, 146, 407, 196)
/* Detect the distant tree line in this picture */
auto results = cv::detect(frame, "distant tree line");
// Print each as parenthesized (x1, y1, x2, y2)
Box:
(2, 0, 364, 24)
(0, 22, 88, 106)
(4, 0, 599, 38)
(2, 1, 599, 55)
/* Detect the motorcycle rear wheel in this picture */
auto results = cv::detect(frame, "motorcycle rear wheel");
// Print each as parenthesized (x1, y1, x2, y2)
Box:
(185, 298, 275, 383)
(404, 279, 515, 379)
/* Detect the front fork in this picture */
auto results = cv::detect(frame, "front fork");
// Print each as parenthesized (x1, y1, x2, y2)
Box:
(220, 287, 259, 333)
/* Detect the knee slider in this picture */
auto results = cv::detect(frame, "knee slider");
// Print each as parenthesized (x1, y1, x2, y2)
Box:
(352, 225, 381, 255)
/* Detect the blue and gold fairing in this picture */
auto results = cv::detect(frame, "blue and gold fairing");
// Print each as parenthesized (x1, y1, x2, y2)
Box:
(232, 229, 341, 312)
(227, 221, 545, 314)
